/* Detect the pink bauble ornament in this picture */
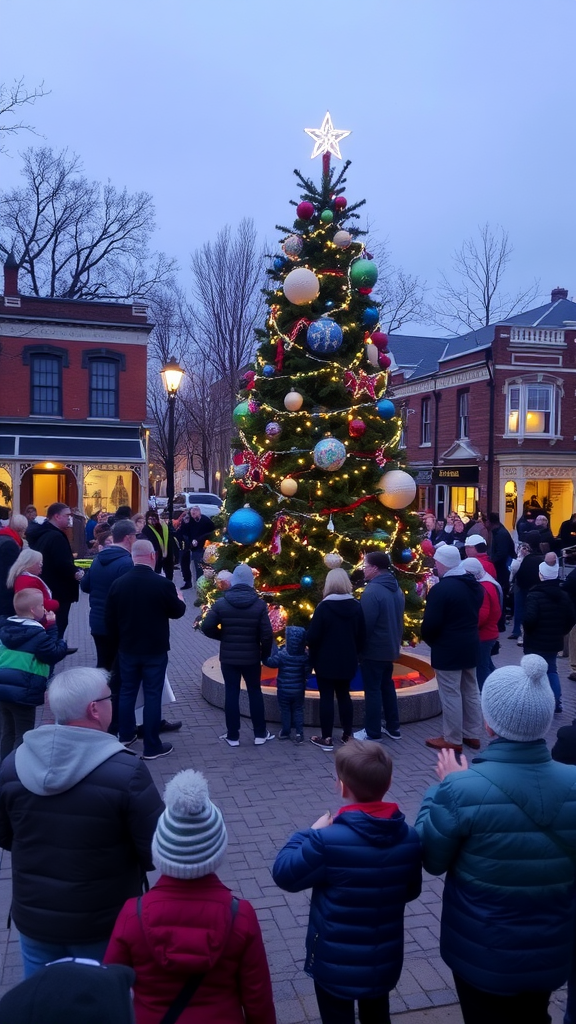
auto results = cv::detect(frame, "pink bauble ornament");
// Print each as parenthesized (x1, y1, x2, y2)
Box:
(358, 287, 372, 296)
(348, 418, 366, 438)
(378, 351, 392, 370)
(421, 539, 435, 557)
(296, 201, 315, 220)
(268, 604, 288, 632)
(284, 390, 304, 411)
(334, 196, 347, 210)
(370, 331, 389, 350)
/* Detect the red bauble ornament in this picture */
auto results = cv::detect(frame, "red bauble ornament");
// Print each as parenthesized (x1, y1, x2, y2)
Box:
(378, 352, 392, 370)
(334, 196, 347, 210)
(421, 539, 435, 557)
(349, 418, 367, 438)
(296, 201, 314, 220)
(358, 287, 372, 296)
(232, 452, 244, 466)
(370, 331, 389, 350)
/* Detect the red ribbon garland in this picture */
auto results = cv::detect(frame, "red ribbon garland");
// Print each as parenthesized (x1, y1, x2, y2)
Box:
(320, 494, 376, 515)
(288, 318, 312, 341)
(259, 583, 301, 592)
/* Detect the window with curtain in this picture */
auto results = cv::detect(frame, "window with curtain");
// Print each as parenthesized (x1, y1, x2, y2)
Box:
(421, 397, 431, 445)
(506, 380, 556, 437)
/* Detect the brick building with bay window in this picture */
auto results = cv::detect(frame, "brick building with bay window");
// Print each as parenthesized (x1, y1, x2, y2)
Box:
(0, 255, 152, 517)
(388, 288, 576, 536)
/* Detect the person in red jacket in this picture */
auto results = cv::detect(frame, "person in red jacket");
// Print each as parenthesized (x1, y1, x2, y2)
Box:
(464, 535, 497, 580)
(461, 558, 502, 690)
(105, 769, 276, 1024)
(6, 548, 59, 625)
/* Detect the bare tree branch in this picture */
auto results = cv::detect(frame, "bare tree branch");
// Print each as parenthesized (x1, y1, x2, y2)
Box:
(0, 78, 49, 153)
(429, 222, 540, 334)
(0, 146, 177, 298)
(363, 225, 427, 333)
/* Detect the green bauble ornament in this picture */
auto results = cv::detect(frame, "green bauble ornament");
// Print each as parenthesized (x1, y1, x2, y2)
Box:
(233, 401, 251, 427)
(320, 209, 334, 224)
(350, 259, 379, 289)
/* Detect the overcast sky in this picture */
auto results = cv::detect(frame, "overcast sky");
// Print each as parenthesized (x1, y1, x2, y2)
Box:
(2, 0, 574, 335)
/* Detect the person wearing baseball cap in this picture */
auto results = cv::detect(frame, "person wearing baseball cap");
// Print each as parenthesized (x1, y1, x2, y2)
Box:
(420, 544, 484, 753)
(416, 654, 576, 1023)
(0, 959, 135, 1023)
(464, 534, 497, 581)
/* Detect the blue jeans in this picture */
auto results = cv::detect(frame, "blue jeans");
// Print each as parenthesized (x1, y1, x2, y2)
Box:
(477, 639, 496, 690)
(512, 586, 526, 636)
(360, 659, 399, 739)
(221, 663, 267, 740)
(541, 651, 562, 707)
(278, 692, 304, 735)
(19, 933, 108, 979)
(118, 651, 168, 756)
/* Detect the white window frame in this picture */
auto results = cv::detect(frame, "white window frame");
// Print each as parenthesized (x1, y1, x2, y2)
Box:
(420, 397, 431, 446)
(503, 375, 562, 440)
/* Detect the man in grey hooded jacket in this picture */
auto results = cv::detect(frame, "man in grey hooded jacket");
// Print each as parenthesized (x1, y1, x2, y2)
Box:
(0, 666, 163, 977)
(354, 551, 405, 742)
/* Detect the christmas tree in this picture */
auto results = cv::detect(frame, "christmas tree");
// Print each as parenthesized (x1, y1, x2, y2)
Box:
(201, 115, 427, 643)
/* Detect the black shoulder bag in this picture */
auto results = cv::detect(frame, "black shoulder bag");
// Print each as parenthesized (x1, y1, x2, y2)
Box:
(136, 895, 239, 1024)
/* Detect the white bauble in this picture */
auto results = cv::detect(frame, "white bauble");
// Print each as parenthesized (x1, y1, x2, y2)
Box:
(324, 552, 343, 569)
(333, 230, 352, 248)
(365, 343, 379, 367)
(284, 390, 303, 411)
(377, 470, 417, 510)
(283, 267, 320, 305)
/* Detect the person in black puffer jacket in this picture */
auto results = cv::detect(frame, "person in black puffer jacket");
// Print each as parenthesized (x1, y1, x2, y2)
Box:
(0, 666, 163, 976)
(201, 564, 273, 746)
(263, 626, 309, 743)
(306, 569, 366, 750)
(523, 553, 575, 714)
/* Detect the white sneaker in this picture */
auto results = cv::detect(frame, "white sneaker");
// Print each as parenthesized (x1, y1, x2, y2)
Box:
(219, 734, 240, 747)
(254, 731, 275, 746)
(354, 728, 369, 741)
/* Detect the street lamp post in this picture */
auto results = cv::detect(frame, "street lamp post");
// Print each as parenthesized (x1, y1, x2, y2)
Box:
(160, 357, 185, 522)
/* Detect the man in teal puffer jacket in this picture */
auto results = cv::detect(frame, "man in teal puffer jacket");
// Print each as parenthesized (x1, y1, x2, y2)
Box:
(416, 653, 576, 1024)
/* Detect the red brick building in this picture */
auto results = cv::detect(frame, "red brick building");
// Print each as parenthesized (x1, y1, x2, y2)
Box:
(0, 255, 152, 516)
(389, 288, 576, 535)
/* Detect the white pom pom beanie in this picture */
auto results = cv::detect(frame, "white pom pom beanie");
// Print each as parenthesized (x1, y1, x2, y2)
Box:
(481, 654, 555, 742)
(152, 770, 228, 879)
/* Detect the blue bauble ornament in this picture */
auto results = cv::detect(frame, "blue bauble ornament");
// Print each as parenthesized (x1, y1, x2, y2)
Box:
(372, 529, 390, 541)
(324, 300, 335, 310)
(262, 364, 275, 378)
(313, 437, 347, 472)
(401, 548, 414, 563)
(300, 575, 314, 588)
(362, 306, 379, 327)
(306, 318, 343, 354)
(227, 507, 265, 545)
(273, 256, 287, 272)
(376, 398, 395, 420)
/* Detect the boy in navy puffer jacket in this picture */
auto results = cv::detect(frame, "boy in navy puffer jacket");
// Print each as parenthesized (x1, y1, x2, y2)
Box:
(263, 626, 308, 743)
(273, 739, 422, 1023)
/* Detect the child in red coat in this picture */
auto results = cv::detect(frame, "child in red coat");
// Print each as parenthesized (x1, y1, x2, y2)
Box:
(105, 770, 276, 1024)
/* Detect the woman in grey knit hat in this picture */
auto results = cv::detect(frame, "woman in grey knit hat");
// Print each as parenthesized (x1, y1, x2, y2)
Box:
(105, 769, 276, 1024)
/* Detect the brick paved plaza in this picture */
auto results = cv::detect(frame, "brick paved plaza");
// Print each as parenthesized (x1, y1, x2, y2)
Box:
(0, 582, 571, 1021)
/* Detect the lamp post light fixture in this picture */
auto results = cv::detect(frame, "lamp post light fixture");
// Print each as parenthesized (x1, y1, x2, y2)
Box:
(160, 357, 185, 522)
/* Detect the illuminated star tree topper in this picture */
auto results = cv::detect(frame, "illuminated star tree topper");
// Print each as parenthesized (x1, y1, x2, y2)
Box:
(305, 111, 351, 177)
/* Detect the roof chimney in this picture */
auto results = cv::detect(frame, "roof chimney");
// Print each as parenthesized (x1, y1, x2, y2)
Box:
(3, 253, 19, 297)
(551, 286, 568, 302)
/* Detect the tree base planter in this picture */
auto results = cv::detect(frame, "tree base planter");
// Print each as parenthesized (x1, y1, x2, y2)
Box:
(201, 652, 440, 727)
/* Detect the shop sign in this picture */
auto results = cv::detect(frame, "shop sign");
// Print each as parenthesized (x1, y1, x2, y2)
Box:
(432, 465, 479, 484)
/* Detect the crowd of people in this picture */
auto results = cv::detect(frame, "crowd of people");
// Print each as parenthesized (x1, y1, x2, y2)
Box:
(0, 499, 576, 1022)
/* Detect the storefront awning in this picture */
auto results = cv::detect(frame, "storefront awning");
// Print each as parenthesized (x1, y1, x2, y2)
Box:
(0, 422, 145, 462)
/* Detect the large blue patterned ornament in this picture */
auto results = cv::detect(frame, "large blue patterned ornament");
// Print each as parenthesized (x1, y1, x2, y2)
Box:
(307, 318, 343, 354)
(362, 306, 379, 327)
(376, 399, 395, 420)
(273, 256, 288, 272)
(313, 437, 347, 472)
(227, 507, 265, 545)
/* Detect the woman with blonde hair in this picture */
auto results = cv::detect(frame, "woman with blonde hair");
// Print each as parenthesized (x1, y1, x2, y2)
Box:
(306, 568, 365, 751)
(6, 548, 59, 615)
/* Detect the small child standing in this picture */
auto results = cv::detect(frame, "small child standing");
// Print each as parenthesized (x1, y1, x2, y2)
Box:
(263, 626, 308, 743)
(0, 588, 68, 760)
(273, 740, 422, 1023)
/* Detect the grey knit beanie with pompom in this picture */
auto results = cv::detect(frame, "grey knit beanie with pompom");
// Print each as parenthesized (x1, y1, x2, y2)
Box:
(481, 653, 555, 742)
(152, 770, 228, 879)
